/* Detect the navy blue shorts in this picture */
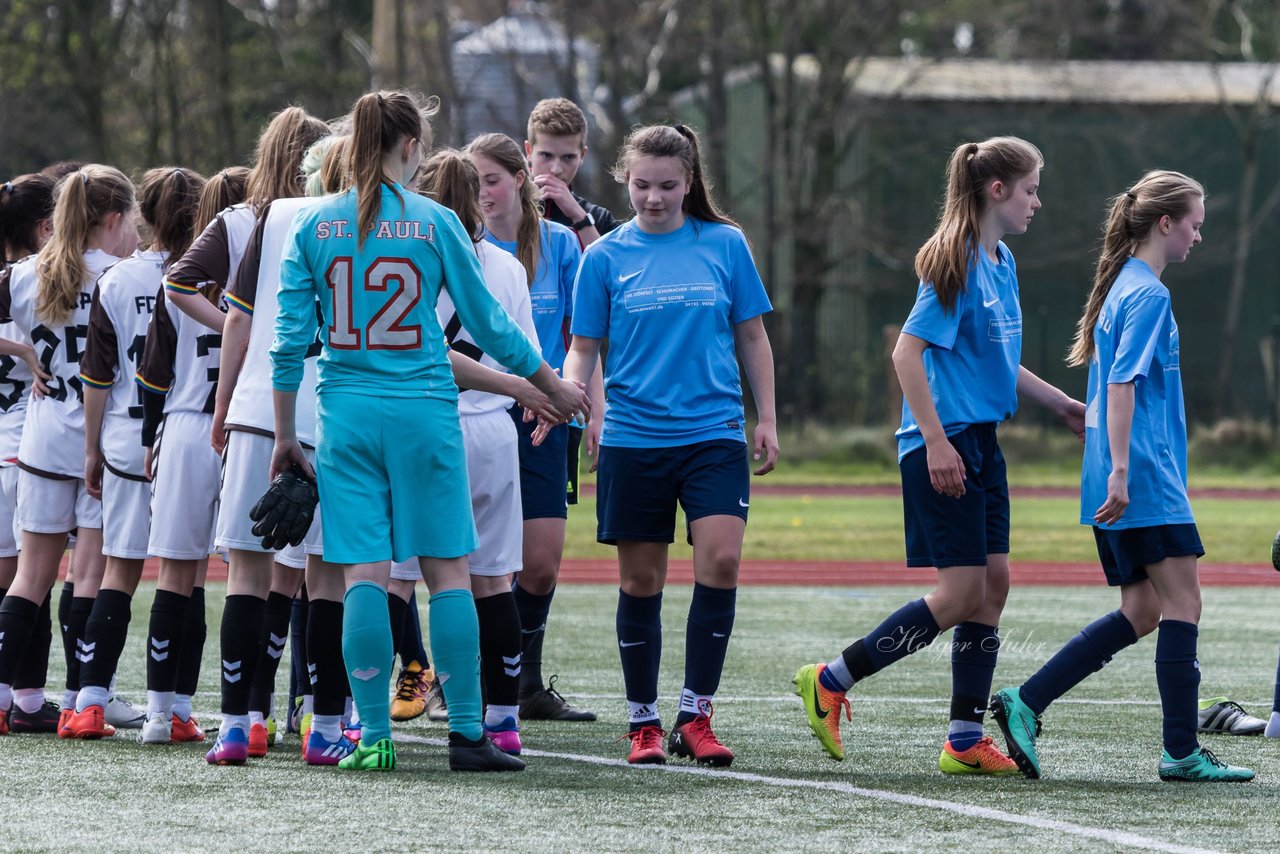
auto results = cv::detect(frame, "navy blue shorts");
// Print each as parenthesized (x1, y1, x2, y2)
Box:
(596, 440, 749, 545)
(566, 425, 583, 506)
(1093, 523, 1204, 587)
(900, 423, 1009, 569)
(511, 406, 570, 521)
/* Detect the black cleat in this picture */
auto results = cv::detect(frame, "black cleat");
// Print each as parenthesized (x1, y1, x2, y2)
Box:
(448, 732, 526, 772)
(519, 675, 596, 722)
(9, 700, 61, 734)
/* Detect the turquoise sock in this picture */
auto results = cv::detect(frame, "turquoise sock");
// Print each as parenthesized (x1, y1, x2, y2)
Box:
(341, 581, 394, 745)
(429, 588, 483, 741)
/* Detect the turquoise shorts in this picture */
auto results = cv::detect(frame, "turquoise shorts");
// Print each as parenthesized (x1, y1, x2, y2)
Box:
(315, 392, 477, 564)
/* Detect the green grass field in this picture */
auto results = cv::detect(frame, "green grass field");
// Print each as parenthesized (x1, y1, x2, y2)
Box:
(564, 493, 1280, 565)
(4, 582, 1279, 853)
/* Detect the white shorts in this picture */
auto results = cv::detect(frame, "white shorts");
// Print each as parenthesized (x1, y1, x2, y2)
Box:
(216, 429, 322, 563)
(0, 465, 18, 557)
(387, 409, 521, 581)
(148, 412, 221, 560)
(102, 468, 151, 559)
(16, 469, 102, 533)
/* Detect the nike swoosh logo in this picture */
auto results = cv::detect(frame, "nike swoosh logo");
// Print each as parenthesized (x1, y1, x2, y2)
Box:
(812, 683, 830, 719)
(983, 297, 1000, 308)
(619, 640, 645, 648)
(619, 270, 644, 282)
(739, 498, 749, 508)
(953, 756, 983, 769)
(973, 706, 987, 715)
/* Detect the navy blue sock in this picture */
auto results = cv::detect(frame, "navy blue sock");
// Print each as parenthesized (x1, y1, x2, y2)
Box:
(1155, 619, 1200, 760)
(616, 590, 662, 729)
(401, 589, 429, 667)
(1020, 610, 1138, 716)
(677, 584, 736, 726)
(948, 622, 999, 750)
(852, 598, 941, 677)
(513, 583, 554, 697)
(288, 588, 308, 712)
(1273, 639, 1280, 714)
(387, 592, 407, 663)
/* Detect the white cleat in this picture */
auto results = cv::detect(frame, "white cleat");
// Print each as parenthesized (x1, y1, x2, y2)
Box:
(105, 695, 147, 729)
(137, 713, 172, 745)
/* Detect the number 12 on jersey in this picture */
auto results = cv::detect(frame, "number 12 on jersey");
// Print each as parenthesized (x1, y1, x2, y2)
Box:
(325, 257, 423, 351)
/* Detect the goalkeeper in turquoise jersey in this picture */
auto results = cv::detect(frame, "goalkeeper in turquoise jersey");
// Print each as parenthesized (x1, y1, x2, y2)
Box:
(269, 90, 589, 772)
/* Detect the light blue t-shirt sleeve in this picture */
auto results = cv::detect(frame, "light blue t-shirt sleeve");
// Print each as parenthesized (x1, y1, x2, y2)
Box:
(1108, 295, 1167, 384)
(901, 281, 962, 350)
(270, 215, 319, 393)
(727, 232, 772, 324)
(569, 246, 609, 339)
(557, 227, 582, 319)
(438, 213, 541, 379)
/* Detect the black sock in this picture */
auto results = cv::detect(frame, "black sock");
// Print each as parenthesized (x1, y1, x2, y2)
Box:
(248, 591, 292, 717)
(176, 587, 207, 698)
(288, 587, 309, 709)
(56, 582, 73, 682)
(64, 597, 94, 692)
(13, 592, 52, 691)
(513, 583, 554, 697)
(387, 592, 407, 666)
(476, 591, 522, 708)
(78, 589, 133, 690)
(307, 599, 347, 716)
(0, 594, 40, 685)
(147, 590, 188, 694)
(220, 595, 265, 716)
(401, 589, 429, 667)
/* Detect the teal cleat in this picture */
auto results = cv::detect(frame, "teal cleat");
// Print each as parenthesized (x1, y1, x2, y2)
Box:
(1159, 747, 1254, 782)
(989, 687, 1042, 779)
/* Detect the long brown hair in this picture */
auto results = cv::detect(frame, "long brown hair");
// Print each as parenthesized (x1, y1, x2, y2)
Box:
(193, 166, 249, 236)
(36, 165, 135, 325)
(612, 123, 738, 230)
(1, 173, 56, 262)
(244, 107, 329, 207)
(349, 91, 425, 247)
(465, 132, 541, 284)
(1067, 170, 1204, 367)
(418, 149, 483, 242)
(914, 137, 1043, 313)
(138, 167, 206, 268)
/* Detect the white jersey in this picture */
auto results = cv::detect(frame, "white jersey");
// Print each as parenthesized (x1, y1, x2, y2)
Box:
(137, 290, 222, 417)
(225, 197, 322, 445)
(438, 241, 539, 418)
(80, 250, 165, 476)
(7, 249, 119, 477)
(0, 262, 35, 463)
(165, 203, 257, 301)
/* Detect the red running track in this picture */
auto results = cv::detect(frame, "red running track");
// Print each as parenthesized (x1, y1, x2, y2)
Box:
(580, 483, 1280, 501)
(89, 556, 1279, 587)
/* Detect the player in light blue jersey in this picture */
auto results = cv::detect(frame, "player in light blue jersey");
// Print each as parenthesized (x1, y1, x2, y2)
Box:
(468, 132, 602, 722)
(564, 123, 779, 766)
(991, 171, 1253, 783)
(269, 90, 588, 773)
(795, 137, 1085, 775)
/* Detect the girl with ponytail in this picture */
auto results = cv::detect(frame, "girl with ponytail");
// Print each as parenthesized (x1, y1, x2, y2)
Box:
(561, 122, 778, 765)
(265, 89, 587, 773)
(69, 167, 207, 740)
(465, 132, 601, 721)
(0, 165, 137, 737)
(990, 172, 1254, 782)
(795, 137, 1083, 776)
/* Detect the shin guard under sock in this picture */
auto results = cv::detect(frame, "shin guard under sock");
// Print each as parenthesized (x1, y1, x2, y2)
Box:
(342, 582, 394, 743)
(428, 588, 483, 741)
(475, 591, 522, 708)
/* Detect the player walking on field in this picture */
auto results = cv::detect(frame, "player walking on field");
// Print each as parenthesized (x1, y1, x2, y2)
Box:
(562, 123, 779, 766)
(794, 137, 1085, 774)
(990, 170, 1254, 783)
(65, 167, 206, 740)
(0, 166, 138, 735)
(269, 90, 588, 772)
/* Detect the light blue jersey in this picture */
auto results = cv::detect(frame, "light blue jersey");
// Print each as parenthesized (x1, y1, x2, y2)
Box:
(1080, 257, 1192, 529)
(571, 217, 772, 448)
(482, 220, 580, 371)
(272, 184, 542, 397)
(895, 242, 1023, 461)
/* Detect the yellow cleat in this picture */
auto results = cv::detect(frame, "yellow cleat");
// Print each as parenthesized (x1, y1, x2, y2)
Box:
(793, 663, 852, 761)
(938, 736, 1020, 775)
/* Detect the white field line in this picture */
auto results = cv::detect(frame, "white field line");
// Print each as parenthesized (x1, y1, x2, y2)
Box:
(395, 733, 1227, 854)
